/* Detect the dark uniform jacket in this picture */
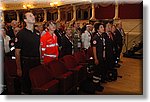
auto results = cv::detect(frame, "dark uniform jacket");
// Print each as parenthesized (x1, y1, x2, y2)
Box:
(9, 38, 15, 57)
(115, 28, 124, 47)
(61, 35, 73, 57)
(7, 26, 15, 39)
(54, 29, 63, 47)
(92, 32, 114, 66)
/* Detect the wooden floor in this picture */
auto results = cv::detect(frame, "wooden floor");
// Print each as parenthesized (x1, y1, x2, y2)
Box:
(96, 56, 143, 95)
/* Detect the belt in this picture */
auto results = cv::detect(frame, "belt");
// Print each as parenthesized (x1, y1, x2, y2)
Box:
(21, 56, 40, 60)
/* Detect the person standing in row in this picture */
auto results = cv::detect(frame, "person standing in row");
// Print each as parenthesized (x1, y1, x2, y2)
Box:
(1, 28, 11, 55)
(115, 20, 125, 62)
(81, 24, 93, 50)
(61, 27, 73, 57)
(9, 27, 21, 59)
(40, 22, 59, 64)
(92, 23, 110, 91)
(15, 12, 41, 94)
(92, 23, 109, 83)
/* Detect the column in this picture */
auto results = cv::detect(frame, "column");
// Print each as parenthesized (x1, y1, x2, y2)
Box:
(16, 11, 20, 22)
(0, 11, 4, 22)
(88, 8, 91, 19)
(81, 10, 83, 20)
(113, 0, 119, 19)
(56, 8, 61, 22)
(71, 5, 76, 21)
(90, 3, 96, 20)
(43, 9, 47, 22)
(2, 11, 4, 22)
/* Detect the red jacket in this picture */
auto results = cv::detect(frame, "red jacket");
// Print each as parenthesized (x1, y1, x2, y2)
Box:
(40, 32, 59, 63)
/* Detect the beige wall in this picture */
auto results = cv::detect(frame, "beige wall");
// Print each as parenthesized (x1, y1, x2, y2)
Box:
(114, 19, 143, 35)
(114, 19, 143, 52)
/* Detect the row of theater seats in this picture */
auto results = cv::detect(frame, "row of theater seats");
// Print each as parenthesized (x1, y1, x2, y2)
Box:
(4, 48, 94, 95)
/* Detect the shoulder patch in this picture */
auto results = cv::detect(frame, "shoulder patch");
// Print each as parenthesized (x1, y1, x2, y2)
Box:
(11, 42, 14, 46)
(93, 40, 97, 44)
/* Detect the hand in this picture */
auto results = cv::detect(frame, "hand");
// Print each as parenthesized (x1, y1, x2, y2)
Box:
(17, 68, 22, 77)
(94, 59, 99, 65)
(59, 46, 62, 51)
(41, 61, 44, 64)
(40, 59, 44, 64)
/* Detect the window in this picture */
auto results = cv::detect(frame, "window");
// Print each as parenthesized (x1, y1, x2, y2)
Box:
(52, 12, 58, 21)
(77, 9, 81, 20)
(83, 10, 88, 20)
(67, 12, 72, 21)
(47, 12, 52, 21)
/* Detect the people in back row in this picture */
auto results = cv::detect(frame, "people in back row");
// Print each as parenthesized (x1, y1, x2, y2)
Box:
(1, 28, 11, 55)
(61, 26, 73, 57)
(6, 20, 18, 39)
(54, 23, 65, 58)
(9, 27, 21, 59)
(81, 24, 93, 50)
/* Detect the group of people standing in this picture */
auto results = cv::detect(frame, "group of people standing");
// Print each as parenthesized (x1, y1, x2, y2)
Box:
(1, 12, 125, 94)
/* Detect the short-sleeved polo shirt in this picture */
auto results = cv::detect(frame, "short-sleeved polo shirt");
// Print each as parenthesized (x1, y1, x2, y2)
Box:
(15, 28, 40, 57)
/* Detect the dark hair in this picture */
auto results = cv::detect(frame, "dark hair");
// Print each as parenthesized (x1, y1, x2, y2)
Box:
(23, 12, 32, 20)
(94, 23, 105, 32)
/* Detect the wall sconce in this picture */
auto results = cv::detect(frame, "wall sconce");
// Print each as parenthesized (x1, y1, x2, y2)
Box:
(0, 4, 4, 10)
(50, 2, 58, 7)
(23, 4, 32, 9)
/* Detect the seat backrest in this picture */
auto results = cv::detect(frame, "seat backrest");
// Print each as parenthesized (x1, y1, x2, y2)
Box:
(59, 55, 78, 69)
(29, 65, 53, 88)
(73, 50, 86, 63)
(47, 60, 67, 77)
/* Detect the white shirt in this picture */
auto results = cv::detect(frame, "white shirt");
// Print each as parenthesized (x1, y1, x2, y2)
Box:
(3, 35, 11, 53)
(81, 30, 91, 49)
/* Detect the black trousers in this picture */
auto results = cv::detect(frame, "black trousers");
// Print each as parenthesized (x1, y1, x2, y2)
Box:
(21, 58, 40, 94)
(94, 60, 108, 82)
(116, 43, 123, 60)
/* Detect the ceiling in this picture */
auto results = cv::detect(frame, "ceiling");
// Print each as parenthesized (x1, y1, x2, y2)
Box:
(0, 0, 142, 11)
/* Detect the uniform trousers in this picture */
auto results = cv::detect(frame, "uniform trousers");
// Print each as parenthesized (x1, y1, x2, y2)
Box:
(94, 59, 109, 82)
(116, 43, 123, 60)
(21, 57, 40, 94)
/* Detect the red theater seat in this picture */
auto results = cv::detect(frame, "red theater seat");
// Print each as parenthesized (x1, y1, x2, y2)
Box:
(59, 55, 86, 85)
(46, 60, 77, 94)
(29, 64, 59, 94)
(73, 50, 87, 66)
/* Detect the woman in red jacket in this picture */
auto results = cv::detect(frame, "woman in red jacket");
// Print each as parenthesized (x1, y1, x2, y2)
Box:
(40, 22, 59, 64)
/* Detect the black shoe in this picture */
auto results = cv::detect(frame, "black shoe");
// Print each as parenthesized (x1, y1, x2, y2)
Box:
(95, 85, 104, 92)
(115, 63, 121, 68)
(118, 60, 123, 63)
(101, 80, 107, 83)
